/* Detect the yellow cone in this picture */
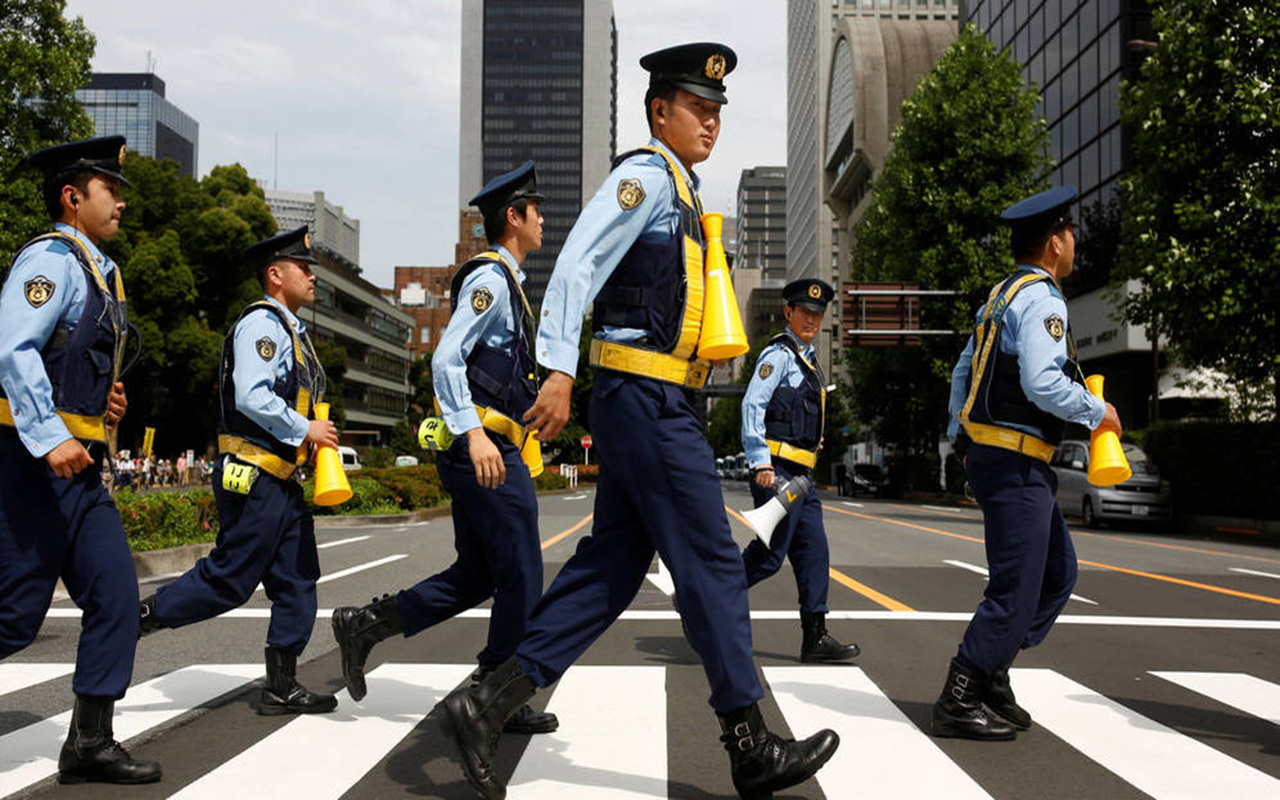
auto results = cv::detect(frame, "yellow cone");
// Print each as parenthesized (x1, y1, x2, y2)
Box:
(1084, 375, 1131, 487)
(696, 212, 749, 360)
(312, 402, 353, 506)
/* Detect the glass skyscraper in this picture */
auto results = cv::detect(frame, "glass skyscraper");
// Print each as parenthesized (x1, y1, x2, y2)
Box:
(76, 73, 199, 178)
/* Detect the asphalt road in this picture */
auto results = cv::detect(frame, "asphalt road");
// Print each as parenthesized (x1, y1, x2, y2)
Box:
(4, 482, 1279, 799)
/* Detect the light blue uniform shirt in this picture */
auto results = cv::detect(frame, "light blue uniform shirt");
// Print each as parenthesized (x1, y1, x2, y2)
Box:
(947, 265, 1106, 442)
(742, 330, 817, 469)
(232, 295, 312, 446)
(0, 223, 116, 457)
(432, 245, 526, 435)
(535, 138, 699, 377)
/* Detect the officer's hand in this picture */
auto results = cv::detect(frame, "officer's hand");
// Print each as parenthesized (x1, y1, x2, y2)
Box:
(523, 371, 573, 441)
(305, 419, 340, 450)
(754, 468, 776, 490)
(105, 382, 127, 428)
(1098, 403, 1122, 437)
(46, 438, 93, 479)
(467, 428, 506, 489)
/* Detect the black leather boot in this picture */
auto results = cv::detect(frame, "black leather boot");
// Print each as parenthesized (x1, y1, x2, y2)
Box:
(332, 593, 402, 701)
(982, 664, 1032, 730)
(58, 696, 162, 785)
(471, 664, 558, 734)
(138, 595, 164, 639)
(718, 703, 839, 800)
(259, 647, 338, 715)
(931, 658, 1016, 740)
(441, 657, 538, 800)
(799, 611, 860, 663)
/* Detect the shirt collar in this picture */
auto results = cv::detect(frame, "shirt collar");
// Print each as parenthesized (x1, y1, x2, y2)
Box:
(54, 222, 111, 274)
(784, 328, 815, 359)
(648, 137, 701, 191)
(493, 244, 525, 284)
(1018, 263, 1056, 281)
(262, 294, 304, 335)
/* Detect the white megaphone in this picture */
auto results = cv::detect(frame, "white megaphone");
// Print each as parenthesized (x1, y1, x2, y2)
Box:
(741, 475, 813, 547)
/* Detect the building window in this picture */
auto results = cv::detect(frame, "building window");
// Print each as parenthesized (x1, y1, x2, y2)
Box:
(421, 327, 431, 344)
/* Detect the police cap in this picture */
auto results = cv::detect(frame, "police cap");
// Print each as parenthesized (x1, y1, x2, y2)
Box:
(469, 160, 544, 219)
(27, 135, 131, 187)
(243, 225, 319, 274)
(783, 278, 834, 312)
(640, 42, 737, 105)
(1000, 185, 1077, 239)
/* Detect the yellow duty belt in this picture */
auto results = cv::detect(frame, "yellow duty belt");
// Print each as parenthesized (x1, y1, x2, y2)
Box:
(433, 398, 529, 449)
(588, 339, 710, 389)
(218, 435, 301, 480)
(0, 398, 107, 443)
(962, 422, 1055, 463)
(766, 439, 818, 469)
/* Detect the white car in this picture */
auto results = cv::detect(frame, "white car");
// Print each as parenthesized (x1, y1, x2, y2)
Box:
(394, 455, 419, 467)
(337, 446, 362, 471)
(1051, 439, 1172, 528)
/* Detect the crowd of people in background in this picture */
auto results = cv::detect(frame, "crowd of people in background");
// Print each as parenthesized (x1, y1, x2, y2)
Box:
(103, 452, 217, 493)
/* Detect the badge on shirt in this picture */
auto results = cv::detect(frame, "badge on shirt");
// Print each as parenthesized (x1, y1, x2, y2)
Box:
(759, 362, 774, 379)
(1044, 314, 1065, 342)
(256, 336, 277, 361)
(471, 287, 493, 315)
(617, 179, 645, 210)
(24, 276, 55, 308)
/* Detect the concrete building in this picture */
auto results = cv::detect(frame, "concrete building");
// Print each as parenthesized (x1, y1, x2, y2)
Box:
(735, 167, 788, 279)
(76, 73, 199, 177)
(265, 189, 361, 267)
(458, 0, 616, 311)
(961, 0, 1160, 426)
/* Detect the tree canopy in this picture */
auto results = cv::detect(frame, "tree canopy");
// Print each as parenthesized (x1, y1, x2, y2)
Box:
(1117, 0, 1280, 416)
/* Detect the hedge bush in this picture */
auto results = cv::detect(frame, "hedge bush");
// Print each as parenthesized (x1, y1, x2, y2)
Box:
(1140, 420, 1279, 519)
(115, 489, 219, 552)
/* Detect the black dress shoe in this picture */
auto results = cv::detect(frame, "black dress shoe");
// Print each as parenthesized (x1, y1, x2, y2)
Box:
(259, 646, 338, 715)
(931, 658, 1017, 741)
(58, 696, 162, 785)
(719, 702, 839, 800)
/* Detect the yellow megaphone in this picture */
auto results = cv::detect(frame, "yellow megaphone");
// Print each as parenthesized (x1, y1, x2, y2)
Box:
(521, 430, 543, 478)
(1084, 375, 1131, 487)
(696, 212, 749, 360)
(312, 402, 353, 506)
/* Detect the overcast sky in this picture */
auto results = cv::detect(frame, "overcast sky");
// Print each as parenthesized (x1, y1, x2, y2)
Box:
(66, 1, 788, 288)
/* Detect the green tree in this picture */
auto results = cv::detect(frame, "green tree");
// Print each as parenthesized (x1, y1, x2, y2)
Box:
(1116, 1, 1280, 416)
(844, 24, 1052, 470)
(0, 0, 95, 265)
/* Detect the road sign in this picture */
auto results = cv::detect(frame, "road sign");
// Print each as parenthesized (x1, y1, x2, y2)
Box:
(581, 435, 593, 450)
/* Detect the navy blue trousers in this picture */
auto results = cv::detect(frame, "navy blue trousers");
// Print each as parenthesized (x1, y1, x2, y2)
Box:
(957, 443, 1078, 676)
(0, 432, 138, 698)
(517, 373, 763, 714)
(155, 458, 319, 655)
(744, 458, 830, 613)
(398, 434, 542, 666)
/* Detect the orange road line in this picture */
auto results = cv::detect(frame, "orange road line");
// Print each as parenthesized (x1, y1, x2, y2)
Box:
(724, 505, 753, 529)
(736, 505, 914, 611)
(829, 568, 915, 612)
(1216, 526, 1262, 536)
(825, 503, 1280, 607)
(541, 513, 593, 550)
(1072, 530, 1280, 565)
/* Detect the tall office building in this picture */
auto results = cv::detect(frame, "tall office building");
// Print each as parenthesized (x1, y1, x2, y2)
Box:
(265, 189, 361, 268)
(76, 73, 199, 177)
(458, 0, 617, 311)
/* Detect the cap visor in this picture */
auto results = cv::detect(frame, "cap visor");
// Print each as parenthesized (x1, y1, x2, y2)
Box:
(671, 81, 727, 105)
(791, 300, 827, 312)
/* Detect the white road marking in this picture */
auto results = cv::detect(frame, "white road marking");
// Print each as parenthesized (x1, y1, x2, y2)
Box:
(766, 666, 991, 799)
(0, 664, 74, 698)
(0, 665, 261, 797)
(562, 493, 588, 501)
(254, 555, 408, 594)
(840, 501, 864, 508)
(1152, 671, 1280, 727)
(943, 559, 1098, 605)
(169, 664, 472, 800)
(1229, 567, 1280, 581)
(645, 558, 675, 596)
(922, 505, 965, 513)
(1012, 668, 1280, 798)
(317, 535, 371, 549)
(509, 666, 667, 798)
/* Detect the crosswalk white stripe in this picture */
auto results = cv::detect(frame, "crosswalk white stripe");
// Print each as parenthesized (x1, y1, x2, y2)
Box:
(645, 558, 675, 596)
(0, 664, 74, 699)
(765, 666, 992, 799)
(0, 664, 260, 797)
(1151, 671, 1280, 727)
(508, 666, 667, 798)
(1011, 668, 1280, 799)
(169, 663, 472, 799)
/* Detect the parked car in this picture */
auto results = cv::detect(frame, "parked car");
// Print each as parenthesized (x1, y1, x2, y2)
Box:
(1051, 439, 1172, 527)
(843, 463, 889, 497)
(338, 446, 362, 471)
(394, 455, 419, 467)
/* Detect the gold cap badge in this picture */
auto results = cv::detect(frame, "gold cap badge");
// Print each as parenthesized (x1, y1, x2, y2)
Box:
(808, 284, 822, 299)
(303, 231, 312, 249)
(705, 53, 726, 80)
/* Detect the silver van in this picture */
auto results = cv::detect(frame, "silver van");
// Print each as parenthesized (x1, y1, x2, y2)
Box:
(1051, 439, 1172, 527)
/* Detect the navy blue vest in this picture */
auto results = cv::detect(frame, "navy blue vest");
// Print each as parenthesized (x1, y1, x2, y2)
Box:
(449, 254, 537, 421)
(763, 333, 824, 451)
(218, 301, 324, 464)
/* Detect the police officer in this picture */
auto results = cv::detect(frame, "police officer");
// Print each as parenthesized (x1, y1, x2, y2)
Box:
(438, 44, 839, 800)
(331, 162, 556, 735)
(0, 136, 161, 784)
(933, 186, 1122, 740)
(741, 278, 859, 663)
(138, 226, 338, 716)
